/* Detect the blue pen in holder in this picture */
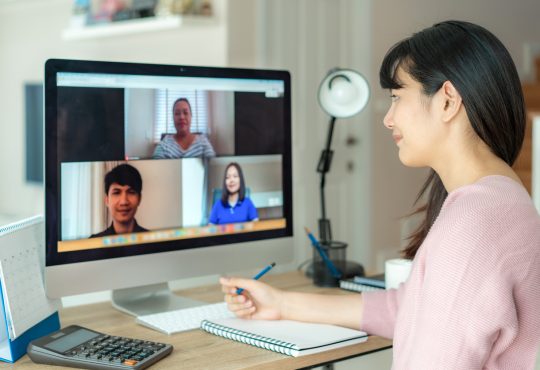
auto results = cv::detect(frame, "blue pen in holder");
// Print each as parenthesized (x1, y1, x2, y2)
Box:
(312, 241, 347, 287)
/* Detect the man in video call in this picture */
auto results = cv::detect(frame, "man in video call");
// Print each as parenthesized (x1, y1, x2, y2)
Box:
(90, 164, 148, 238)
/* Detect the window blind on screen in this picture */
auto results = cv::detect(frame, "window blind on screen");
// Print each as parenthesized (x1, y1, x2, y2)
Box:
(154, 90, 209, 142)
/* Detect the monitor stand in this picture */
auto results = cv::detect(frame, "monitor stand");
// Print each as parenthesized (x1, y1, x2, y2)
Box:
(111, 283, 205, 317)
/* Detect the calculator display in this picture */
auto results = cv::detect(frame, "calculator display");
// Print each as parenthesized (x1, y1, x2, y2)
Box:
(44, 328, 100, 353)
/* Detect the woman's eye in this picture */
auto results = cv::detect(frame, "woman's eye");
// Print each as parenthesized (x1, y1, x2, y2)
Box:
(390, 94, 399, 102)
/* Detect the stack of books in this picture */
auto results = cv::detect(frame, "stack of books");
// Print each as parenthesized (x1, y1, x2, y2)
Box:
(339, 273, 385, 293)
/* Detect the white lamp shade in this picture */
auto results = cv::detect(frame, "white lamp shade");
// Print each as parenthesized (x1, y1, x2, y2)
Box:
(318, 69, 370, 118)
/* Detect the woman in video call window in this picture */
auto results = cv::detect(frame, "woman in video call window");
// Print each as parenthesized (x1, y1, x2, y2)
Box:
(153, 97, 216, 158)
(209, 162, 259, 225)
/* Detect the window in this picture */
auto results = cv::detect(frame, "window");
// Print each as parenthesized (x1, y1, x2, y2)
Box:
(153, 89, 209, 143)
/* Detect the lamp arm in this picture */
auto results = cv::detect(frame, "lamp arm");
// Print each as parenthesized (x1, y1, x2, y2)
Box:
(317, 116, 336, 242)
(323, 116, 337, 155)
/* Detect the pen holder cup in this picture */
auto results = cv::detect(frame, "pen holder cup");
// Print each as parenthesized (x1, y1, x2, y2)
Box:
(312, 241, 347, 287)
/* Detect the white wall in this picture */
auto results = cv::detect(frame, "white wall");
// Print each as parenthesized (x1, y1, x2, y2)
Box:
(250, 0, 373, 270)
(131, 160, 183, 229)
(125, 88, 156, 159)
(181, 158, 205, 226)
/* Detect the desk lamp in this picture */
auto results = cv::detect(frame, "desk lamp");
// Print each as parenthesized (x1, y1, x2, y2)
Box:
(314, 68, 369, 280)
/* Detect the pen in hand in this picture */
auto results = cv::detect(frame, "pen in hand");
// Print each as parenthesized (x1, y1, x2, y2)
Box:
(236, 262, 276, 295)
(304, 227, 342, 279)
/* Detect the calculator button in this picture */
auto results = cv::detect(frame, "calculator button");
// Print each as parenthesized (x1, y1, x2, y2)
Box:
(123, 359, 138, 366)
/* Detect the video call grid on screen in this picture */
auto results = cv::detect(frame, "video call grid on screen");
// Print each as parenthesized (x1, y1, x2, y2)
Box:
(45, 61, 292, 265)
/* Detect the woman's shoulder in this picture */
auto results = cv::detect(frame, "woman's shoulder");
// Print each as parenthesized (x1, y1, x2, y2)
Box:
(444, 175, 533, 215)
(159, 134, 178, 148)
(212, 198, 226, 209)
(431, 175, 540, 256)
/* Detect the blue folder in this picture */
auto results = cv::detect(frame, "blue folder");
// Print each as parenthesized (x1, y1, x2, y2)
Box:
(0, 310, 60, 363)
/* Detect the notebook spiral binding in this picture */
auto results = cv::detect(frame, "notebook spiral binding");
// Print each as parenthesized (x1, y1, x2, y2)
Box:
(0, 215, 43, 236)
(201, 320, 297, 356)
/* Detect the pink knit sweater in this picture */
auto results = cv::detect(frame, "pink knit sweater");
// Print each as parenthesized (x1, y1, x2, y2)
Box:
(361, 176, 540, 369)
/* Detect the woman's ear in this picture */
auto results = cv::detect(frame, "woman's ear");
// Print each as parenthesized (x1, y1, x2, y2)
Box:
(439, 80, 463, 122)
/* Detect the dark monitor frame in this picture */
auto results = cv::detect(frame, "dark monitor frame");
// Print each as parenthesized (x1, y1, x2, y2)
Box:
(44, 59, 293, 267)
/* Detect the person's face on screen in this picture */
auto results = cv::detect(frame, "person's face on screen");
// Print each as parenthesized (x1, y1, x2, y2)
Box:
(105, 183, 142, 225)
(173, 101, 192, 136)
(225, 166, 241, 195)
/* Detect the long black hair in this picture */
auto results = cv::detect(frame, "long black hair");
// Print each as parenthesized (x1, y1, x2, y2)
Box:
(221, 162, 247, 205)
(379, 20, 525, 259)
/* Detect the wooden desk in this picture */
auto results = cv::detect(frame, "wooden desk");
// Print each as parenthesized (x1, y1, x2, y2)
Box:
(3, 271, 392, 370)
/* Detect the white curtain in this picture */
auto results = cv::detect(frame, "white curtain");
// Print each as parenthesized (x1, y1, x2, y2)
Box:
(61, 162, 106, 240)
(254, 0, 372, 266)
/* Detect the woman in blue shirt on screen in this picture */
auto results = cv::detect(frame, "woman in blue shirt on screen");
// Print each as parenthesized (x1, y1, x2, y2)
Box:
(209, 162, 258, 225)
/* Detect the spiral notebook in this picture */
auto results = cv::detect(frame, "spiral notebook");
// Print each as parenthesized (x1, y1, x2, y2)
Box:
(200, 318, 368, 357)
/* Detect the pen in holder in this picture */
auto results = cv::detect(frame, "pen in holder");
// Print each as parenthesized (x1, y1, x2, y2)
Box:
(312, 240, 347, 287)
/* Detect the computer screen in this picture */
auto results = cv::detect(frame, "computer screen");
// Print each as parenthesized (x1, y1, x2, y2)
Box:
(44, 59, 293, 314)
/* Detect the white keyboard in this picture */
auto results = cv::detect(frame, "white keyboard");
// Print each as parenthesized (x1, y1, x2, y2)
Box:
(136, 302, 235, 335)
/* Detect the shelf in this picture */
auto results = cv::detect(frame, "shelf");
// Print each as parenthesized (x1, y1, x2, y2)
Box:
(62, 16, 184, 41)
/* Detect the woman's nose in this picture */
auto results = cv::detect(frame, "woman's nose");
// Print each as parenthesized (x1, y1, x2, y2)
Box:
(383, 109, 394, 130)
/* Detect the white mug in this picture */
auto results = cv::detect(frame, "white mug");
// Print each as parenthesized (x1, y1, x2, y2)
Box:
(385, 258, 412, 289)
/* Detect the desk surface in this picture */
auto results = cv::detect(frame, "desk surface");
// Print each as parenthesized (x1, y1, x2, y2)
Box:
(3, 271, 392, 370)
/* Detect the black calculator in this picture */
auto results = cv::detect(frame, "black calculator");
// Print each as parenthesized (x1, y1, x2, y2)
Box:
(27, 325, 173, 369)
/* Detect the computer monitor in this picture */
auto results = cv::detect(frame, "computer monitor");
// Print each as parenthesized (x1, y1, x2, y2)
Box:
(44, 59, 293, 316)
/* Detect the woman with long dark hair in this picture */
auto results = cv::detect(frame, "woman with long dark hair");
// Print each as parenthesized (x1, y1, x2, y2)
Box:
(220, 21, 540, 368)
(209, 162, 258, 225)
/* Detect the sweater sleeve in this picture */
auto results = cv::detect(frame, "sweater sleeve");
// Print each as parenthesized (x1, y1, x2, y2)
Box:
(360, 279, 408, 339)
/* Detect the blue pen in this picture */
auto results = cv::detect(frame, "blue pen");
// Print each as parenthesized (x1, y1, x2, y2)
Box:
(304, 227, 342, 279)
(236, 262, 276, 294)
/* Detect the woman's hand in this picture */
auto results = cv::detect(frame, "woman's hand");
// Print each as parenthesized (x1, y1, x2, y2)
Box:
(220, 276, 284, 320)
